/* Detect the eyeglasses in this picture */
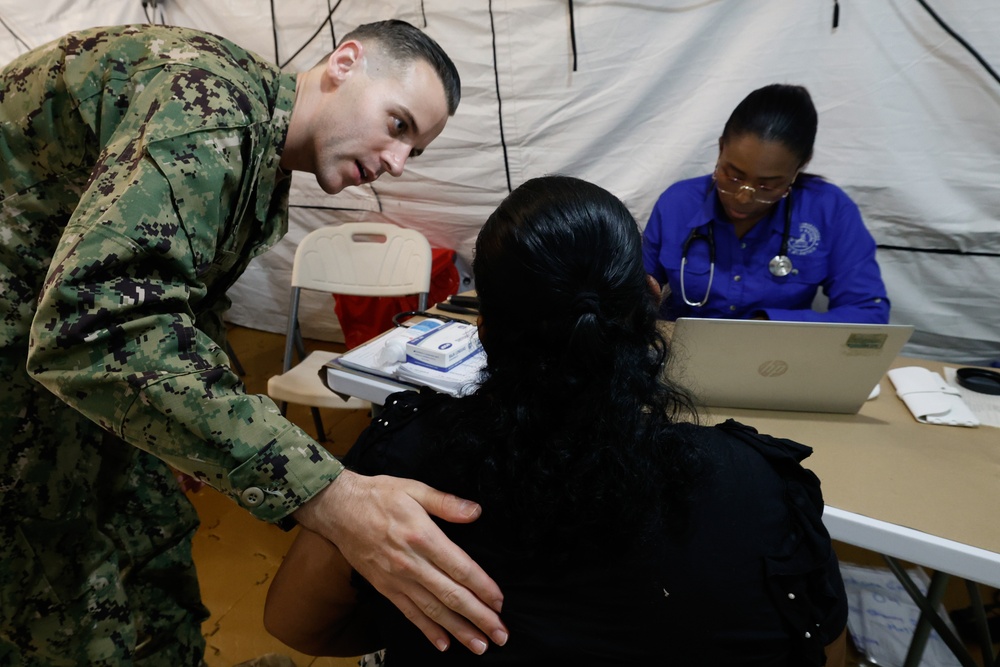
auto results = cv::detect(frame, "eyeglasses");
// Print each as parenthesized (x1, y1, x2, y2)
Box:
(713, 165, 791, 204)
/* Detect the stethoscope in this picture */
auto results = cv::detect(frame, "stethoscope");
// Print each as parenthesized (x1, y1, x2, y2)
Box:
(679, 190, 795, 308)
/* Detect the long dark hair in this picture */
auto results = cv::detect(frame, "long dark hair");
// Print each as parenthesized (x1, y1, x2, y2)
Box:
(722, 83, 817, 167)
(426, 176, 700, 561)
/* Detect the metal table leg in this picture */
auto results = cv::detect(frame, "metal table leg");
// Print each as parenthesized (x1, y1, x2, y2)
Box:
(883, 556, 979, 667)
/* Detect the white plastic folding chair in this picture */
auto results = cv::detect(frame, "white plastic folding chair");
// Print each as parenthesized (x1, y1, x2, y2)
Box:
(266, 222, 433, 441)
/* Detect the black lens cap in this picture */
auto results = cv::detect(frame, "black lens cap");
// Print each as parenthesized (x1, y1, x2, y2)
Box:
(956, 367, 1000, 395)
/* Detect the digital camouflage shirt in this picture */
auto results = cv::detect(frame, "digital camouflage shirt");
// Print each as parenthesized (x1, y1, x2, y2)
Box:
(0, 24, 343, 523)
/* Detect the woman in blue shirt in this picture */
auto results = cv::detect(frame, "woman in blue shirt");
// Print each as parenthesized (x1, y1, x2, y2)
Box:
(643, 84, 889, 323)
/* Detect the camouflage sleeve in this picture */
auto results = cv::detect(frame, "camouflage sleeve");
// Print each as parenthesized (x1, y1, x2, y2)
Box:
(27, 67, 342, 523)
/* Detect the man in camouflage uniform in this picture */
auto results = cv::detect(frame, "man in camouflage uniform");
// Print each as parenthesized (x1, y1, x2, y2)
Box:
(1, 21, 506, 665)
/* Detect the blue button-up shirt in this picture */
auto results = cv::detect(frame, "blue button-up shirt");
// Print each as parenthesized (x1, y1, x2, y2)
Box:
(642, 174, 890, 323)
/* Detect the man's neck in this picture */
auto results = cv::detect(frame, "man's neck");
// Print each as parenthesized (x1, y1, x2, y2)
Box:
(279, 71, 313, 173)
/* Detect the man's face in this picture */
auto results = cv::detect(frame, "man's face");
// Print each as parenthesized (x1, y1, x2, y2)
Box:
(311, 55, 450, 194)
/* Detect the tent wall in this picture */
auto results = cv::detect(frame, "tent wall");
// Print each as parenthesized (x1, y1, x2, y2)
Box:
(3, 1, 998, 363)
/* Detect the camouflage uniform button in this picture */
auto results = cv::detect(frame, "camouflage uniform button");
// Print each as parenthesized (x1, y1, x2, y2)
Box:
(241, 487, 265, 506)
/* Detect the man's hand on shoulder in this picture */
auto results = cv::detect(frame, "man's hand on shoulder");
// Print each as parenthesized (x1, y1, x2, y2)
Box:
(293, 470, 508, 655)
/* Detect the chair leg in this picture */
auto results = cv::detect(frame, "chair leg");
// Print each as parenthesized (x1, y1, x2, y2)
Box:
(226, 341, 246, 376)
(310, 407, 327, 442)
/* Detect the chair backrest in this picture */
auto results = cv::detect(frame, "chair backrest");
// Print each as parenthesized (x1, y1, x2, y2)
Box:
(292, 222, 433, 301)
(280, 223, 434, 372)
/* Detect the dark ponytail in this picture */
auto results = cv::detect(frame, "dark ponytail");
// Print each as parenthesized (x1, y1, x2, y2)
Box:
(424, 175, 701, 562)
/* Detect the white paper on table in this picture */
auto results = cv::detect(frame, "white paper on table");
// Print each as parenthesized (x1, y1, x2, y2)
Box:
(336, 319, 485, 397)
(943, 366, 1000, 428)
(396, 349, 485, 397)
(338, 319, 446, 378)
(886, 367, 979, 427)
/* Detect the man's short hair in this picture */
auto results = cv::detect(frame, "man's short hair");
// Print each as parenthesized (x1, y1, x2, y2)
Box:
(340, 19, 461, 116)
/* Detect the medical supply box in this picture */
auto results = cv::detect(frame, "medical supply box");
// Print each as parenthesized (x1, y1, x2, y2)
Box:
(404, 320, 481, 372)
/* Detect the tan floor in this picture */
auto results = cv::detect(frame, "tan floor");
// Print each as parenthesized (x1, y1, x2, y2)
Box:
(192, 325, 371, 667)
(193, 324, 996, 666)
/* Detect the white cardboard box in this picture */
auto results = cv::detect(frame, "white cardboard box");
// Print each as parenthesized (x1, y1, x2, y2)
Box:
(405, 321, 481, 371)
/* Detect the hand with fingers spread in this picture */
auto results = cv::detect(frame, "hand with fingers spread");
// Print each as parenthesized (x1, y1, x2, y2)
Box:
(292, 469, 508, 655)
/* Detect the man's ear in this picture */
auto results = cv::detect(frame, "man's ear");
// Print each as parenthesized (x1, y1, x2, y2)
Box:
(325, 39, 364, 84)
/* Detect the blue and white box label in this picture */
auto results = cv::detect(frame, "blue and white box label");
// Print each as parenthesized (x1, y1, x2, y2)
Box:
(405, 321, 482, 371)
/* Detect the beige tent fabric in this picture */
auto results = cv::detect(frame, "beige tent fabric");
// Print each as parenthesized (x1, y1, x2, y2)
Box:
(3, 0, 999, 361)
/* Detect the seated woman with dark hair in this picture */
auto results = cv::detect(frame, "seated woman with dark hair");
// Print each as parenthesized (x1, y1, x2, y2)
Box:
(264, 175, 848, 665)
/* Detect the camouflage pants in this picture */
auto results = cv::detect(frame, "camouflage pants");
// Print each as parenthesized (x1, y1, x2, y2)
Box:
(0, 352, 208, 666)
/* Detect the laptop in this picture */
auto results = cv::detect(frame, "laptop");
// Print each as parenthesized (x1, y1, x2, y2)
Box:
(667, 318, 915, 414)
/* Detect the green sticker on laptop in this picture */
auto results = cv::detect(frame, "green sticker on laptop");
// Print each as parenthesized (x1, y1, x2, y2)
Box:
(846, 333, 888, 350)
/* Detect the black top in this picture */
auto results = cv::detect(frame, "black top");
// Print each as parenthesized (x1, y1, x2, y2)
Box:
(344, 390, 847, 666)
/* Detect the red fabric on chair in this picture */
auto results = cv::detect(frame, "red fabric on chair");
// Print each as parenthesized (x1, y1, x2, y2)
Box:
(333, 247, 459, 349)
